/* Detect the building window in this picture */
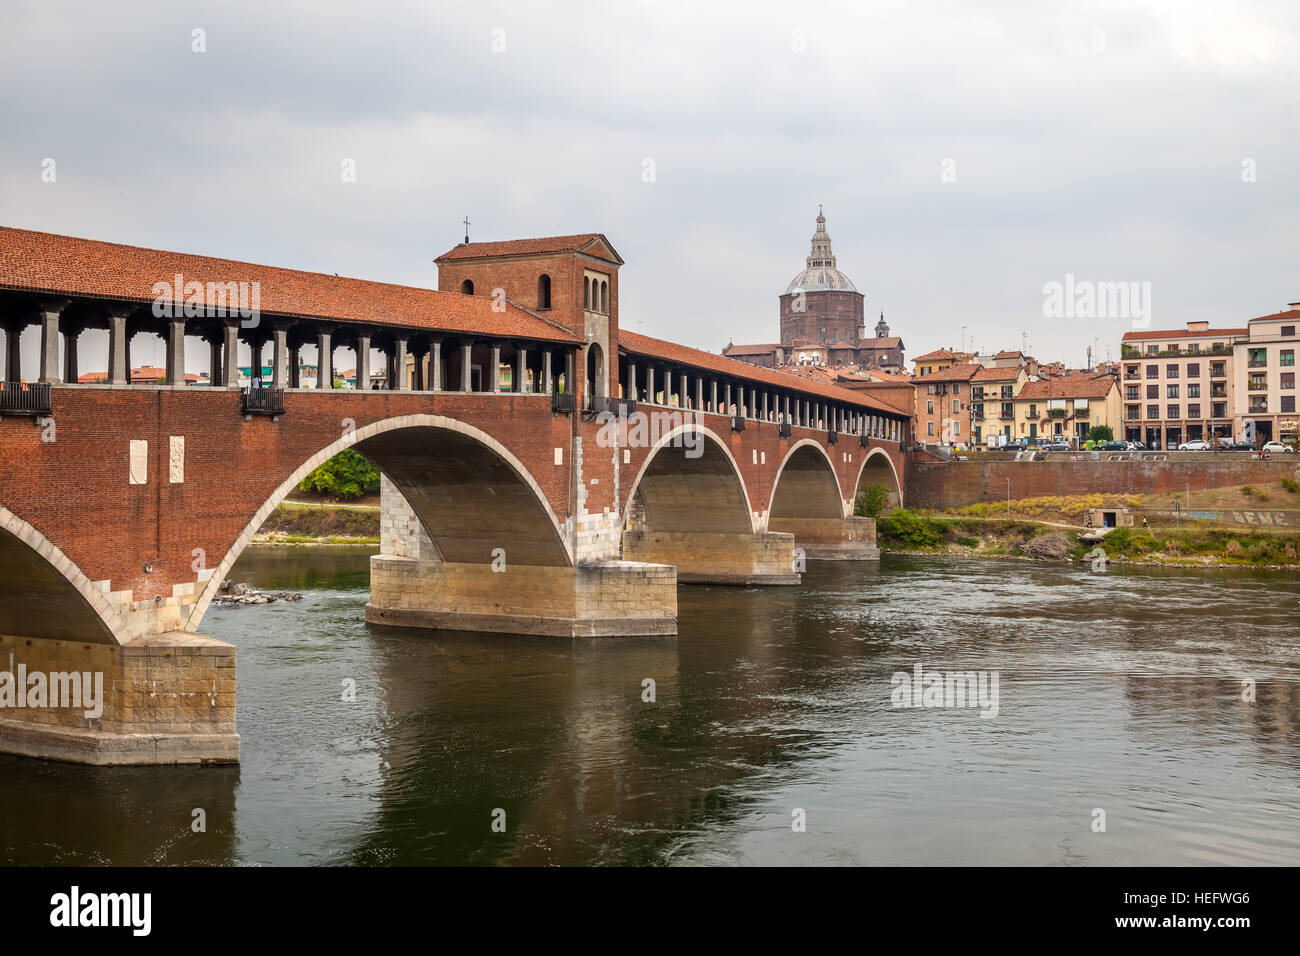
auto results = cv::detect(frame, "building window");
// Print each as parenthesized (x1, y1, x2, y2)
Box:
(1249, 348, 1267, 367)
(1165, 364, 1179, 379)
(1167, 404, 1180, 418)
(1126, 386, 1138, 400)
(1166, 385, 1179, 399)
(927, 400, 934, 414)
(601, 280, 608, 313)
(537, 274, 551, 309)
(952, 384, 960, 394)
(928, 422, 935, 436)
(1187, 384, 1200, 398)
(1211, 362, 1226, 377)
(1282, 372, 1295, 390)
(1250, 397, 1268, 413)
(461, 279, 474, 295)
(1282, 349, 1295, 367)
(1187, 363, 1200, 378)
(1146, 364, 1158, 379)
(1213, 403, 1227, 418)
(1146, 405, 1159, 419)
(1126, 404, 1140, 419)
(1283, 396, 1297, 413)
(1146, 345, 1158, 355)
(1146, 384, 1158, 399)
(1188, 404, 1200, 418)
(1283, 326, 1296, 338)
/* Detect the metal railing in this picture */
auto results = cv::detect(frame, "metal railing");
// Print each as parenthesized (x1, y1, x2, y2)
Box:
(241, 387, 285, 418)
(551, 391, 576, 415)
(732, 414, 746, 433)
(0, 382, 52, 416)
(778, 420, 792, 439)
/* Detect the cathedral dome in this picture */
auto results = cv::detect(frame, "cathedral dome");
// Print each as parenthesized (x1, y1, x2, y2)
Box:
(783, 210, 858, 294)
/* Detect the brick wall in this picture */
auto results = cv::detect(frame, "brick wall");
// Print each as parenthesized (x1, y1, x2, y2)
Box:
(906, 456, 1300, 510)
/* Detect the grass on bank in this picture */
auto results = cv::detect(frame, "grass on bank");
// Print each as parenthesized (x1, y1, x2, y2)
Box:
(877, 508, 1300, 567)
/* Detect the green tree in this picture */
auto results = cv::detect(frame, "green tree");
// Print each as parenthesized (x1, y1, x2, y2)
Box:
(854, 483, 891, 518)
(1088, 425, 1114, 443)
(297, 450, 381, 501)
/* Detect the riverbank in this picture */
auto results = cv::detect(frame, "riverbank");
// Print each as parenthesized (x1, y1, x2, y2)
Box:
(878, 509, 1300, 569)
(253, 499, 379, 544)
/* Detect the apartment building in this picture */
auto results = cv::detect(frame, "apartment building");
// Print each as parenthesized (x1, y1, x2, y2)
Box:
(913, 363, 979, 443)
(1233, 304, 1300, 444)
(1014, 373, 1121, 444)
(969, 365, 1028, 442)
(1119, 321, 1244, 448)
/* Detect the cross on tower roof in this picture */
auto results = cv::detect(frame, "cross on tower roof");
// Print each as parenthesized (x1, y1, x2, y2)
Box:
(462, 216, 470, 244)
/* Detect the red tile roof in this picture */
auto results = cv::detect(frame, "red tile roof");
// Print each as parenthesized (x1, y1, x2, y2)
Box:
(721, 342, 781, 356)
(1017, 374, 1117, 400)
(0, 226, 578, 344)
(994, 349, 1025, 359)
(911, 363, 981, 383)
(435, 233, 622, 264)
(1247, 308, 1300, 324)
(971, 365, 1025, 382)
(618, 330, 903, 415)
(1121, 327, 1245, 341)
(912, 348, 955, 362)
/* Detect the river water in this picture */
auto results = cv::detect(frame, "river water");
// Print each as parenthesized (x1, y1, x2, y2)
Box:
(2, 546, 1298, 866)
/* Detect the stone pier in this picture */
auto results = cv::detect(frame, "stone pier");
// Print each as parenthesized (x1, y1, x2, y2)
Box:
(0, 632, 239, 765)
(620, 529, 802, 585)
(767, 515, 880, 561)
(368, 476, 678, 637)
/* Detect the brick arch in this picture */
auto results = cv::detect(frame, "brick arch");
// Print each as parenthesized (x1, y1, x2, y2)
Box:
(769, 439, 847, 521)
(188, 414, 572, 629)
(622, 422, 756, 535)
(854, 447, 903, 510)
(0, 506, 121, 645)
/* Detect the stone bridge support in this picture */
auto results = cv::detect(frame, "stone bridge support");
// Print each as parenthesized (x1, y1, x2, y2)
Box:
(367, 477, 677, 636)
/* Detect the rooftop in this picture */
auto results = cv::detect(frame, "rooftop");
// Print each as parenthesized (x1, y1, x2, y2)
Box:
(0, 225, 579, 343)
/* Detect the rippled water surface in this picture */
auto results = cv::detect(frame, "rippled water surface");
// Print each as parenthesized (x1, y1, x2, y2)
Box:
(3, 546, 1298, 866)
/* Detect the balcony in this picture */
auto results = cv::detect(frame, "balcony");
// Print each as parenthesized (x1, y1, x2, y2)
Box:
(0, 382, 52, 417)
(732, 414, 746, 433)
(240, 387, 284, 419)
(1047, 408, 1067, 418)
(1247, 382, 1269, 392)
(779, 420, 792, 439)
(583, 396, 637, 419)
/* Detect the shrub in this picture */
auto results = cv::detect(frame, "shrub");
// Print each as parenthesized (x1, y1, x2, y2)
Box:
(297, 450, 381, 501)
(1241, 485, 1255, 497)
(1088, 425, 1114, 443)
(854, 483, 891, 518)
(1282, 478, 1298, 494)
(878, 509, 942, 548)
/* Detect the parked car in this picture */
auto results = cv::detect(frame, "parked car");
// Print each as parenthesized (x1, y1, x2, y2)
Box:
(1226, 441, 1256, 451)
(1177, 440, 1212, 451)
(1098, 440, 1127, 451)
(1125, 441, 1141, 450)
(1046, 441, 1071, 451)
(1261, 441, 1295, 454)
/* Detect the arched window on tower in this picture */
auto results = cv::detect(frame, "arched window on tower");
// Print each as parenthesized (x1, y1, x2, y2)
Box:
(600, 281, 608, 313)
(461, 279, 474, 295)
(584, 277, 591, 310)
(538, 274, 551, 310)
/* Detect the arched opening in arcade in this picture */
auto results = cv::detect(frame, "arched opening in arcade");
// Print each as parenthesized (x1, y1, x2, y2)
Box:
(855, 449, 902, 512)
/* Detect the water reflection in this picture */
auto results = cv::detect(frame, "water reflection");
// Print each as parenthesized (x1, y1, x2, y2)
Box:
(1, 546, 1297, 866)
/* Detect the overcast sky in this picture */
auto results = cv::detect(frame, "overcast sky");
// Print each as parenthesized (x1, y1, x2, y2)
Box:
(1, 0, 1296, 374)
